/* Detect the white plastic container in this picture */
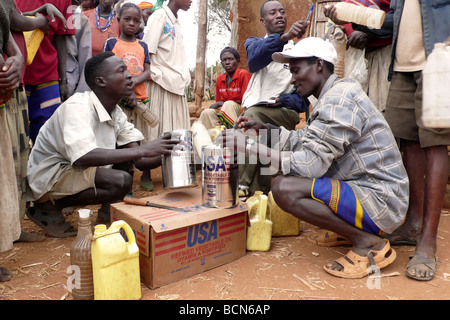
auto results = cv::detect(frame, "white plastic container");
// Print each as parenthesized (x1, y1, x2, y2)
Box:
(422, 43, 450, 128)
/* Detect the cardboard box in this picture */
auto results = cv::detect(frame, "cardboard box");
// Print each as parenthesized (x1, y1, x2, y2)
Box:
(110, 188, 247, 289)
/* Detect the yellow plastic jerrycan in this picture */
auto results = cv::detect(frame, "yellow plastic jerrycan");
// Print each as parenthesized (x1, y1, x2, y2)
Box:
(91, 220, 141, 300)
(268, 191, 300, 237)
(246, 191, 273, 251)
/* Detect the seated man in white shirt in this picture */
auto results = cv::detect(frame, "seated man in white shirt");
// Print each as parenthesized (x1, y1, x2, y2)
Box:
(26, 51, 178, 238)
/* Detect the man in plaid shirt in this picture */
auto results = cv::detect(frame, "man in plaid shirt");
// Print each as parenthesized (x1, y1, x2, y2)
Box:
(219, 37, 409, 279)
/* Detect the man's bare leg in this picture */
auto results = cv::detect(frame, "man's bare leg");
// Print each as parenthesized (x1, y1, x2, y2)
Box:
(271, 175, 387, 273)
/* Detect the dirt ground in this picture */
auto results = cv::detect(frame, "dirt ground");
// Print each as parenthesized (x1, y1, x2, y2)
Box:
(1, 165, 450, 302)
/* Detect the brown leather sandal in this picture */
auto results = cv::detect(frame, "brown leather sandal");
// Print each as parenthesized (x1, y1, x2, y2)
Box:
(323, 239, 396, 279)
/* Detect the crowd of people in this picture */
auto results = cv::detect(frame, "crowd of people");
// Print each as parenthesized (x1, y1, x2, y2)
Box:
(0, 0, 449, 286)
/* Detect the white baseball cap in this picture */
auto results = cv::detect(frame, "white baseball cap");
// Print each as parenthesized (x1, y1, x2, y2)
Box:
(272, 37, 338, 65)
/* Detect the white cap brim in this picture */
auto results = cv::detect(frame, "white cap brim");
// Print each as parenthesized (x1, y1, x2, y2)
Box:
(271, 37, 338, 65)
(272, 52, 314, 64)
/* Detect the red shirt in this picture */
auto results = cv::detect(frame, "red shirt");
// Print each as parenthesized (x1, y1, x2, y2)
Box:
(11, 31, 27, 85)
(84, 8, 121, 56)
(15, 0, 75, 85)
(215, 68, 251, 104)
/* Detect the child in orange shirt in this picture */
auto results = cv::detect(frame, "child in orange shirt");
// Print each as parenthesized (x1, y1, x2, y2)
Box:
(104, 2, 157, 190)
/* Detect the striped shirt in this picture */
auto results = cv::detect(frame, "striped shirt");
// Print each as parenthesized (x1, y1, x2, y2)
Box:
(274, 74, 409, 234)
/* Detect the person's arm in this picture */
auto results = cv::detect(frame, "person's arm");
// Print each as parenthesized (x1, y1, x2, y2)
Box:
(10, 9, 50, 33)
(215, 73, 222, 102)
(0, 33, 24, 100)
(238, 70, 252, 103)
(278, 91, 309, 113)
(218, 117, 283, 171)
(73, 135, 178, 167)
(245, 35, 286, 73)
(351, 12, 394, 39)
(132, 62, 151, 88)
(20, 3, 67, 31)
(73, 15, 92, 93)
(324, 4, 394, 38)
(54, 34, 69, 101)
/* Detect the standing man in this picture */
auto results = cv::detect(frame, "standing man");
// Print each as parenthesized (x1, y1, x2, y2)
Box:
(239, 0, 310, 195)
(15, 0, 75, 142)
(324, 0, 393, 113)
(326, 0, 450, 281)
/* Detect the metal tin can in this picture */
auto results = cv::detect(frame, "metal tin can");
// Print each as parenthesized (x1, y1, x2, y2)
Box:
(202, 145, 239, 208)
(161, 129, 196, 189)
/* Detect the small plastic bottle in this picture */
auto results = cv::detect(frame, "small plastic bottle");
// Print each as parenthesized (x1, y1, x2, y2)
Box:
(70, 209, 94, 300)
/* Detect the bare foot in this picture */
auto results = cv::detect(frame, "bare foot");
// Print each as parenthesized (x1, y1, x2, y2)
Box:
(325, 236, 386, 272)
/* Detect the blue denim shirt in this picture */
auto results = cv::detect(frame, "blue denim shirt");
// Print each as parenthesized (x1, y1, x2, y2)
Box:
(354, 0, 450, 79)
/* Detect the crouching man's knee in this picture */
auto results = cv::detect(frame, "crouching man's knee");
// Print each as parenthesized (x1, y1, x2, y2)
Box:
(271, 175, 313, 214)
(271, 175, 295, 212)
(109, 171, 133, 200)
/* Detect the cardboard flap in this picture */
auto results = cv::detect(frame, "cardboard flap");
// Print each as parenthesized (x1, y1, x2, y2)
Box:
(111, 188, 248, 233)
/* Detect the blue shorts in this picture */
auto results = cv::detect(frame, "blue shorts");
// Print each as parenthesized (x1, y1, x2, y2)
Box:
(25, 81, 61, 142)
(311, 177, 383, 236)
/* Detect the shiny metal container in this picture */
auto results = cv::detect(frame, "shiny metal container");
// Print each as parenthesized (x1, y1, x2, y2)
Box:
(202, 145, 239, 208)
(161, 129, 196, 189)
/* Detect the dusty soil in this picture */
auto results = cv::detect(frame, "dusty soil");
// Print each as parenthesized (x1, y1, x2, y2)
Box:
(1, 166, 450, 302)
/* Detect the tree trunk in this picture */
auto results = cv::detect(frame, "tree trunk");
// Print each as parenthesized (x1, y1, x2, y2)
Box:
(195, 0, 208, 110)
(229, 0, 238, 48)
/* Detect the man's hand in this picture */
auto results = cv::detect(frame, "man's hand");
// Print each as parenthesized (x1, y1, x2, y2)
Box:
(267, 97, 282, 108)
(0, 54, 23, 101)
(209, 101, 224, 109)
(215, 128, 248, 153)
(125, 92, 138, 108)
(281, 21, 309, 42)
(59, 81, 69, 102)
(347, 31, 371, 50)
(235, 115, 267, 134)
(140, 132, 179, 157)
(41, 3, 67, 31)
(33, 13, 51, 34)
(324, 5, 347, 25)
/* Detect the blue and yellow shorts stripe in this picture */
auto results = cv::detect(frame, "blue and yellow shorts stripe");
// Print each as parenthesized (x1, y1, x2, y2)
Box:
(311, 177, 383, 236)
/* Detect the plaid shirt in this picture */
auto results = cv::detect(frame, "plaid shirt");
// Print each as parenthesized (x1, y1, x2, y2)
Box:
(275, 75, 409, 234)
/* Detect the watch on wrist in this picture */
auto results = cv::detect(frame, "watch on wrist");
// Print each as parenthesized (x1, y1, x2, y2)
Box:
(246, 138, 255, 157)
(59, 77, 68, 84)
